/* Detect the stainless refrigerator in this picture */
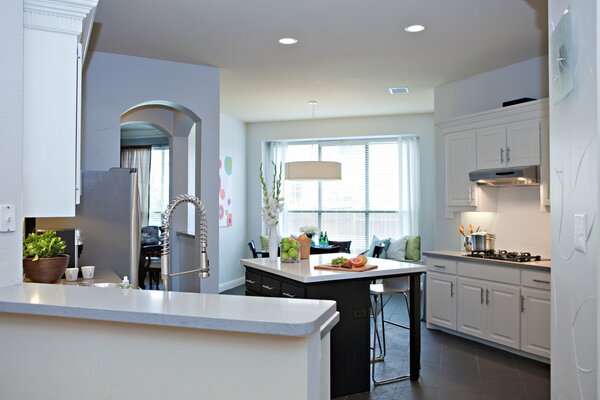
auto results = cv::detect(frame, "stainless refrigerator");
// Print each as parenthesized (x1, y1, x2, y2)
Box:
(36, 168, 140, 287)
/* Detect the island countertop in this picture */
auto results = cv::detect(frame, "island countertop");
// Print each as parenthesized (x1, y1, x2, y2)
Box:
(241, 253, 426, 283)
(0, 282, 338, 337)
(423, 250, 551, 270)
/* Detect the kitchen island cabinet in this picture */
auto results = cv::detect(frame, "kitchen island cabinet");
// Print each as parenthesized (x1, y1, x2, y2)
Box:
(0, 282, 338, 400)
(241, 254, 425, 398)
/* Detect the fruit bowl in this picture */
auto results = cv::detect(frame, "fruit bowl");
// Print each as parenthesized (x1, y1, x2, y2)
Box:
(280, 237, 300, 262)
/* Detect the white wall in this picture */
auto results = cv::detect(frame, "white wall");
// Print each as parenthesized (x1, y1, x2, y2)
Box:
(246, 114, 435, 253)
(0, 0, 24, 287)
(83, 51, 220, 293)
(219, 113, 247, 292)
(434, 55, 549, 122)
(548, 2, 597, 399)
(434, 56, 550, 252)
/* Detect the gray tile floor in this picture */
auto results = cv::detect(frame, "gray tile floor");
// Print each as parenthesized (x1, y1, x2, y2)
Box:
(222, 287, 550, 400)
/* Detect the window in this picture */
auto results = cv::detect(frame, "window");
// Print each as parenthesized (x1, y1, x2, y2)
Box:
(148, 146, 170, 226)
(270, 137, 419, 253)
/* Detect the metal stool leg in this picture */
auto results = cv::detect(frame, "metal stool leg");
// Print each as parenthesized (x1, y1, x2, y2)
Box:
(372, 292, 412, 386)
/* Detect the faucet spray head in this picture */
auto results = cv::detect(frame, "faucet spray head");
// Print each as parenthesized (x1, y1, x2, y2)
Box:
(199, 251, 210, 278)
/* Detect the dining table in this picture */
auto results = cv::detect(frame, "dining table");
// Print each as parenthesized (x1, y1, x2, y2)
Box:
(240, 253, 426, 398)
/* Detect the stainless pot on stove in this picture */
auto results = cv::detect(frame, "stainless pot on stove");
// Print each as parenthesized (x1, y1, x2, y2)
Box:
(470, 232, 495, 252)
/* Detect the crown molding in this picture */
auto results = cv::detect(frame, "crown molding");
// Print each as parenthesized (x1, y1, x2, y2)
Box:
(437, 98, 549, 132)
(24, 0, 98, 35)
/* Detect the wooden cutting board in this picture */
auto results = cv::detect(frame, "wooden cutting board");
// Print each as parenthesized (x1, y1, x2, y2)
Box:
(314, 264, 378, 272)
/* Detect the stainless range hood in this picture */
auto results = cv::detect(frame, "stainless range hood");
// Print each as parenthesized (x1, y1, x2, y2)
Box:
(469, 166, 539, 186)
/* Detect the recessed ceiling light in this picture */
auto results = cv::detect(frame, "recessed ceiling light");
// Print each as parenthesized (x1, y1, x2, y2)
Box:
(279, 37, 298, 45)
(404, 24, 425, 33)
(389, 87, 409, 94)
(308, 100, 318, 105)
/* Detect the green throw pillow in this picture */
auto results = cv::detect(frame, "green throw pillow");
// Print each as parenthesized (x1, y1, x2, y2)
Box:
(259, 235, 269, 251)
(405, 235, 421, 261)
(366, 235, 392, 258)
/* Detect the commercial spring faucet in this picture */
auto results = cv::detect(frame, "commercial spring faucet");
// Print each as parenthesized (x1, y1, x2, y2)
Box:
(160, 194, 210, 292)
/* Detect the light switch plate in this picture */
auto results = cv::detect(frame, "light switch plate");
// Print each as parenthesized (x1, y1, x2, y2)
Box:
(574, 213, 587, 253)
(0, 204, 16, 232)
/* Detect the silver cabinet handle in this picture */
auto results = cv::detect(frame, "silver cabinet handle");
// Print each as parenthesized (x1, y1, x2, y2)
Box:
(282, 292, 296, 298)
(450, 281, 454, 297)
(480, 287, 484, 304)
(434, 264, 446, 269)
(506, 147, 511, 163)
(533, 279, 550, 284)
(485, 289, 490, 305)
(520, 295, 525, 313)
(262, 284, 274, 290)
(500, 147, 504, 164)
(245, 279, 256, 284)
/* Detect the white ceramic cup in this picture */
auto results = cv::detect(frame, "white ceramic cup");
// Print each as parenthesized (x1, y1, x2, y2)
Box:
(81, 266, 95, 279)
(65, 268, 79, 281)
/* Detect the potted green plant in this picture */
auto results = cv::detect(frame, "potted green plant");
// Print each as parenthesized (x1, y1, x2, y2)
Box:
(23, 230, 70, 283)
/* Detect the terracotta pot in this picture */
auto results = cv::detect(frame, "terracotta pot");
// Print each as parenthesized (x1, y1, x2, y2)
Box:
(23, 255, 70, 284)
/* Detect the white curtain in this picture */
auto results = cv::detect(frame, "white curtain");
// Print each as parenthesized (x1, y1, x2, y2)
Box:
(398, 136, 420, 236)
(121, 146, 152, 227)
(268, 141, 288, 235)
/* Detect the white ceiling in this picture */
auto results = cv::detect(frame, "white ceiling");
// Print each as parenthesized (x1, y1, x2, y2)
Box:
(92, 0, 547, 123)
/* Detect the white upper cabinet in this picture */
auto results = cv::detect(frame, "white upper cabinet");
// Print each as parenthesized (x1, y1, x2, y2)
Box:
(476, 126, 506, 169)
(439, 99, 549, 212)
(23, 0, 97, 217)
(476, 122, 540, 169)
(446, 132, 477, 207)
(506, 121, 541, 168)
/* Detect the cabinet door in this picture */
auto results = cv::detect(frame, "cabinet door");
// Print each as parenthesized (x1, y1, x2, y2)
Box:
(476, 126, 506, 169)
(520, 288, 551, 358)
(426, 272, 457, 330)
(446, 132, 477, 207)
(485, 282, 520, 349)
(457, 277, 486, 339)
(506, 121, 540, 167)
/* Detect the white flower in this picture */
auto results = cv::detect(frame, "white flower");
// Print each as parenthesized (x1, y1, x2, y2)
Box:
(260, 162, 284, 228)
(299, 225, 318, 235)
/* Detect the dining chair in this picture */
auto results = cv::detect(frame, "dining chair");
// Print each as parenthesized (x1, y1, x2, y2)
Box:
(369, 244, 410, 385)
(328, 240, 352, 253)
(247, 240, 259, 258)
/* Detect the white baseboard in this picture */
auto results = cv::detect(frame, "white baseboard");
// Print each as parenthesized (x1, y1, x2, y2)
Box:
(219, 276, 245, 293)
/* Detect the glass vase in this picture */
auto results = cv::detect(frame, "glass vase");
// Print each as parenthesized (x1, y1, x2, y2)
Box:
(268, 225, 279, 261)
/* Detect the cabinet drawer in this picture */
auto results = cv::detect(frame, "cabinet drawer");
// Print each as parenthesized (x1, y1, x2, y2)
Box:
(427, 258, 457, 274)
(261, 276, 281, 297)
(457, 262, 520, 285)
(521, 270, 551, 290)
(281, 282, 305, 299)
(245, 271, 261, 294)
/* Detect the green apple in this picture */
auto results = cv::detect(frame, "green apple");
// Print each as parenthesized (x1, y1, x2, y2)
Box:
(282, 242, 291, 252)
(281, 251, 289, 260)
(288, 248, 298, 259)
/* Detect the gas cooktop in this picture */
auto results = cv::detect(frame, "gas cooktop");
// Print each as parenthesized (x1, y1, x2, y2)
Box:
(466, 250, 545, 263)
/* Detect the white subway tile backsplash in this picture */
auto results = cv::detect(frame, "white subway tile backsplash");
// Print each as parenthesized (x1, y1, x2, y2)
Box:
(461, 186, 551, 257)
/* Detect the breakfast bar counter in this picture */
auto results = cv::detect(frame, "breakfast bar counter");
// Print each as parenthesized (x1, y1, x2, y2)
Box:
(241, 254, 426, 398)
(0, 281, 338, 400)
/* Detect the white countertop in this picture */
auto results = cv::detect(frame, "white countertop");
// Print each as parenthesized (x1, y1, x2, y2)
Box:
(240, 253, 426, 283)
(0, 282, 337, 337)
(423, 250, 551, 270)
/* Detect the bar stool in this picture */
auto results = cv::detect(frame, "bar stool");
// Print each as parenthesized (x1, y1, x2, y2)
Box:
(370, 248, 411, 385)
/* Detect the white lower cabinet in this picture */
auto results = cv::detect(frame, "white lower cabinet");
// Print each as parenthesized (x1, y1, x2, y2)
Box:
(457, 278, 520, 349)
(426, 272, 457, 330)
(485, 282, 521, 349)
(457, 277, 486, 338)
(427, 257, 551, 359)
(520, 287, 551, 358)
